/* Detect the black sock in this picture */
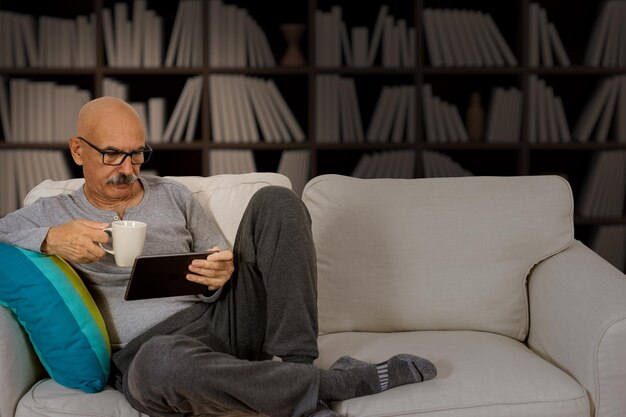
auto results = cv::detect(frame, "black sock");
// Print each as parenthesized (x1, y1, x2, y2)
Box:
(318, 354, 436, 401)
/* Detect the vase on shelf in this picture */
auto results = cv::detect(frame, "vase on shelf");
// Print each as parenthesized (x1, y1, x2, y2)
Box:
(280, 23, 305, 67)
(466, 91, 485, 142)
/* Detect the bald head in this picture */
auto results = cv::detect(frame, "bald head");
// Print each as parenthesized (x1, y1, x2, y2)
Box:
(77, 96, 144, 142)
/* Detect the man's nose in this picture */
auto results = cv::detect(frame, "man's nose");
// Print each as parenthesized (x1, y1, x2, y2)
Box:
(118, 156, 135, 173)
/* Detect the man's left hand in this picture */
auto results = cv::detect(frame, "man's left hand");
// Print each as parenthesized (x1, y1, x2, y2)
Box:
(186, 247, 234, 291)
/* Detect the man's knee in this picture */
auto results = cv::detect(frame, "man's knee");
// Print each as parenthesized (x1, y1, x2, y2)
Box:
(125, 335, 182, 401)
(249, 186, 309, 220)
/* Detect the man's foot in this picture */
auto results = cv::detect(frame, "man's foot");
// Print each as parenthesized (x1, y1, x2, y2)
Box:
(319, 354, 436, 401)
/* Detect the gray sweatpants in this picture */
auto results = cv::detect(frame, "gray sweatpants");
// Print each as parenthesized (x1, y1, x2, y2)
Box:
(112, 187, 321, 417)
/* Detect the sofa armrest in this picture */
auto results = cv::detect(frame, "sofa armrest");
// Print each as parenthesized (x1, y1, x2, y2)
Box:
(528, 240, 626, 417)
(0, 306, 44, 417)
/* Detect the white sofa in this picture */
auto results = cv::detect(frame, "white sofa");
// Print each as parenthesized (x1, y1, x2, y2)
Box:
(2, 173, 626, 417)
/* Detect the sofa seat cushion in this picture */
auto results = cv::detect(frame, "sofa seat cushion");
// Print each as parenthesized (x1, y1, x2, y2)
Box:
(303, 175, 574, 340)
(316, 331, 589, 417)
(17, 379, 147, 417)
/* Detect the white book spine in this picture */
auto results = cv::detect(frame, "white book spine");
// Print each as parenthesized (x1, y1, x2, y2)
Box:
(422, 84, 437, 143)
(545, 86, 559, 143)
(184, 77, 203, 143)
(164, 1, 185, 67)
(132, 0, 146, 67)
(573, 77, 614, 142)
(617, 76, 626, 143)
(528, 3, 540, 67)
(391, 85, 408, 143)
(0, 76, 11, 141)
(366, 86, 391, 142)
(484, 13, 518, 66)
(433, 10, 455, 66)
(102, 9, 117, 66)
(367, 5, 389, 66)
(422, 9, 442, 67)
(148, 97, 165, 143)
(547, 22, 571, 67)
(246, 77, 275, 141)
(406, 86, 416, 143)
(209, 75, 224, 143)
(221, 75, 239, 143)
(584, 1, 612, 66)
(432, 96, 447, 143)
(340, 21, 354, 67)
(528, 75, 537, 143)
(444, 9, 468, 67)
(257, 79, 287, 142)
(476, 12, 504, 67)
(594, 77, 619, 143)
(162, 76, 194, 142)
(456, 10, 481, 67)
(537, 79, 548, 143)
(209, 0, 221, 66)
(352, 27, 369, 67)
(554, 96, 571, 143)
(338, 78, 354, 143)
(538, 7, 553, 67)
(266, 80, 305, 142)
(601, 3, 620, 67)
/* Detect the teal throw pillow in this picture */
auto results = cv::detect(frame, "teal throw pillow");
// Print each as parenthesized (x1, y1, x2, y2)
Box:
(0, 243, 110, 393)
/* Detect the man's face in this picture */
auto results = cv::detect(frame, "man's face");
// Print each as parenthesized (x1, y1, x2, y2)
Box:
(76, 116, 146, 203)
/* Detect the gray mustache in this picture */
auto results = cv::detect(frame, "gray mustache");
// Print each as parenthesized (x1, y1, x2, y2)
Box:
(106, 174, 138, 185)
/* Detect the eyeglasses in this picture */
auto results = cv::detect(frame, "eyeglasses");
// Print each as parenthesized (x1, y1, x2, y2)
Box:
(77, 136, 152, 166)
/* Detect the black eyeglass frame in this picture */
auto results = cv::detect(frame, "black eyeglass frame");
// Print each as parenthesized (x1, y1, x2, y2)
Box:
(76, 136, 153, 166)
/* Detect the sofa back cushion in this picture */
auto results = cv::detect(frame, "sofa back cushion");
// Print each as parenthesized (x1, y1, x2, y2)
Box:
(302, 175, 574, 340)
(24, 173, 292, 246)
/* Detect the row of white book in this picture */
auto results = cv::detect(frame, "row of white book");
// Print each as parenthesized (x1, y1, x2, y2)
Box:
(208, 0, 275, 67)
(0, 150, 72, 218)
(367, 85, 416, 143)
(421, 150, 473, 178)
(422, 8, 517, 68)
(577, 151, 626, 219)
(102, 1, 164, 67)
(102, 0, 276, 68)
(352, 150, 414, 179)
(208, 150, 309, 196)
(351, 150, 473, 179)
(104, 78, 164, 144)
(584, 0, 626, 68)
(579, 149, 626, 271)
(0, 10, 96, 68)
(422, 84, 469, 144)
(528, 75, 571, 143)
(528, 3, 570, 67)
(316, 76, 362, 144)
(0, 77, 91, 144)
(316, 5, 415, 68)
(209, 75, 304, 144)
(102, 76, 203, 144)
(484, 87, 523, 144)
(573, 75, 626, 143)
(316, 76, 416, 144)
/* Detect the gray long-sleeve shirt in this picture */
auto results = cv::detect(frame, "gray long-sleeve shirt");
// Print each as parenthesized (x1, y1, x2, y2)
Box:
(0, 176, 228, 350)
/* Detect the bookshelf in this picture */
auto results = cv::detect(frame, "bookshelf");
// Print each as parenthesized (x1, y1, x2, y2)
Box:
(1, 0, 626, 269)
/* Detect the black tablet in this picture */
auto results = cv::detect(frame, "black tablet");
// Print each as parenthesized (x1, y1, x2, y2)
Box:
(125, 251, 214, 300)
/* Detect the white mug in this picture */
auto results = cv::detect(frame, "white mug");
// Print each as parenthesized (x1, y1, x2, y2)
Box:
(99, 220, 147, 267)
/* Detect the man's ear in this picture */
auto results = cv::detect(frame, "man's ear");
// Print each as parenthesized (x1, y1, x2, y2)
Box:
(69, 137, 83, 166)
